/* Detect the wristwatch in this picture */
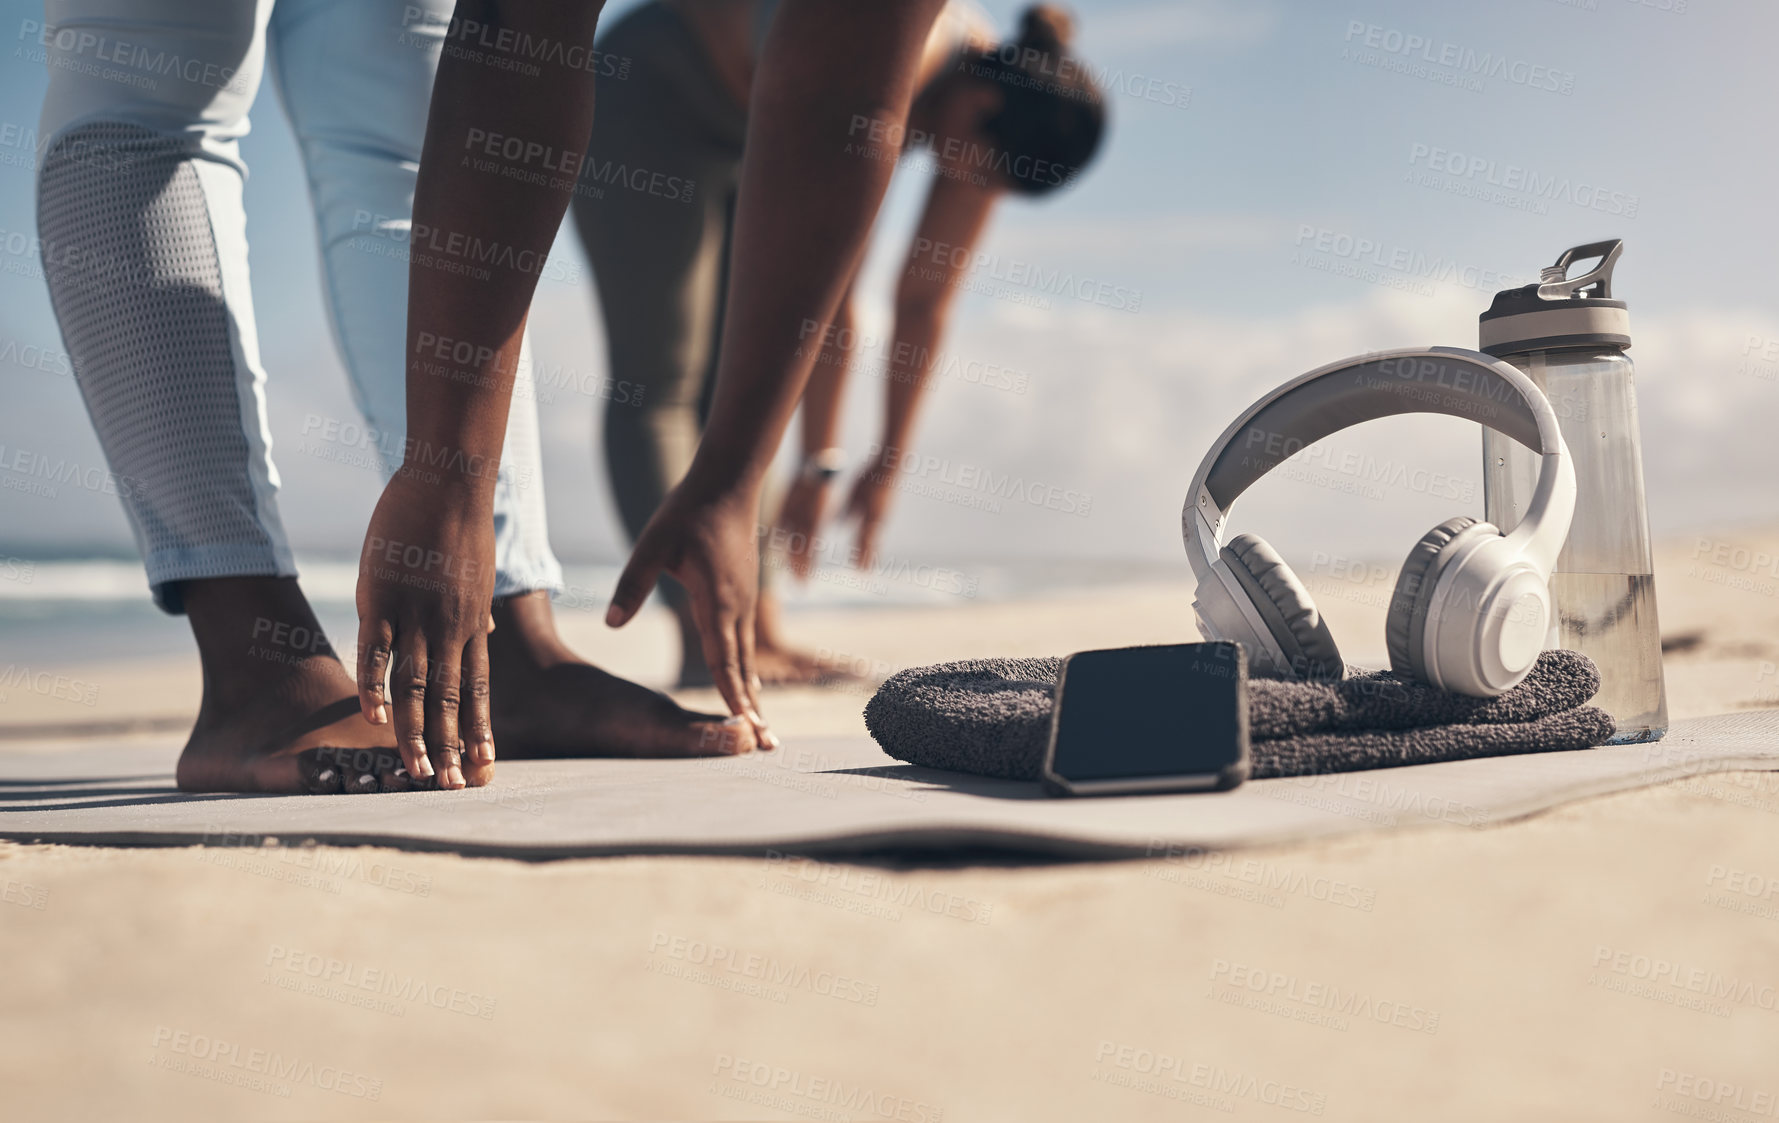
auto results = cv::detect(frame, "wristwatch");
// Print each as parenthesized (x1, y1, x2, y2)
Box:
(798, 448, 846, 484)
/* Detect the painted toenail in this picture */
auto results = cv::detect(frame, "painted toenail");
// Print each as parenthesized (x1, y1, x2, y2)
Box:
(317, 769, 334, 782)
(357, 774, 375, 787)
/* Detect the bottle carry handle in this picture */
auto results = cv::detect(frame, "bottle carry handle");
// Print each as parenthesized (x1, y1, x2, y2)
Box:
(1538, 239, 1623, 301)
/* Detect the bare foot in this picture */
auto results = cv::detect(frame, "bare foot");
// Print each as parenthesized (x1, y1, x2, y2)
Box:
(488, 592, 759, 758)
(173, 577, 490, 794)
(679, 583, 861, 690)
(673, 591, 862, 689)
(677, 641, 864, 688)
(178, 681, 441, 795)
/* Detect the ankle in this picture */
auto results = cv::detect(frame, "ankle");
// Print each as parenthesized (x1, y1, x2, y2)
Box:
(490, 590, 577, 670)
(180, 577, 342, 711)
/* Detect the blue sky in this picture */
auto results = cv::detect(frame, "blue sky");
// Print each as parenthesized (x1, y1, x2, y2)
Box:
(2, 0, 1775, 573)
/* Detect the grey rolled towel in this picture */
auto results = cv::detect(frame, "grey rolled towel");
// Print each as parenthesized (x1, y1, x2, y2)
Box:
(864, 650, 1615, 782)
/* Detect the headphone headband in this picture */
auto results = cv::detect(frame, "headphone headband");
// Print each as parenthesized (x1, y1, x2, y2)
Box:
(1184, 347, 1574, 580)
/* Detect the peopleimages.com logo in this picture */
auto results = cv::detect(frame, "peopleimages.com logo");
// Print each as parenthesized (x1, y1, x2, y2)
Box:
(1340, 21, 1576, 95)
(1406, 143, 1639, 217)
(147, 1026, 382, 1100)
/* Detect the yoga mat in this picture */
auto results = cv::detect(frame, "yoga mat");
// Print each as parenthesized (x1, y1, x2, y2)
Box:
(1, 712, 1776, 859)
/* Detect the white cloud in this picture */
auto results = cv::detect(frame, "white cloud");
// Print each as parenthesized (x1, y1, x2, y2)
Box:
(987, 213, 1283, 259)
(10, 249, 1769, 579)
(833, 285, 1779, 572)
(1083, 0, 1280, 53)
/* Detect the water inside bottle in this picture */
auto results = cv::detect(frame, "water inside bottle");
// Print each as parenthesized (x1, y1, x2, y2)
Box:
(1546, 572, 1668, 743)
(1483, 348, 1667, 743)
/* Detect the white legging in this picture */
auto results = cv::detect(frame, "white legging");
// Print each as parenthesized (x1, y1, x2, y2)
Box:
(34, 0, 561, 612)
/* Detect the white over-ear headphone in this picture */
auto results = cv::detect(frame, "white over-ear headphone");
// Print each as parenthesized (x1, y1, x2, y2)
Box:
(1182, 347, 1576, 698)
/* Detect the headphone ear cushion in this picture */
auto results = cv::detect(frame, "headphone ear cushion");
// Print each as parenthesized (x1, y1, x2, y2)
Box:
(1386, 516, 1492, 679)
(1220, 534, 1343, 679)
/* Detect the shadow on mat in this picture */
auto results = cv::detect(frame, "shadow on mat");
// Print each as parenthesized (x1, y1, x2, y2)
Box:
(0, 786, 173, 802)
(0, 774, 269, 813)
(0, 775, 171, 786)
(0, 794, 262, 813)
(820, 765, 1045, 800)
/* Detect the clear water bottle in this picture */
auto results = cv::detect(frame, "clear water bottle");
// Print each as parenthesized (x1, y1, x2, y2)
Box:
(1480, 239, 1667, 743)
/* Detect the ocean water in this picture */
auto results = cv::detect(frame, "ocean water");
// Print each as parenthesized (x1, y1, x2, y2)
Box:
(0, 555, 1187, 666)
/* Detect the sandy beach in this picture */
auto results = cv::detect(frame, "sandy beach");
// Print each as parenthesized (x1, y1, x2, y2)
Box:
(4, 528, 1779, 1120)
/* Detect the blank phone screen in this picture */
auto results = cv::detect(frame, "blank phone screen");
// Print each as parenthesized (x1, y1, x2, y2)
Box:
(1049, 644, 1246, 782)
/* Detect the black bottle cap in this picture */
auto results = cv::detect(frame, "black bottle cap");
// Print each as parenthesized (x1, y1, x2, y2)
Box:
(1480, 240, 1630, 356)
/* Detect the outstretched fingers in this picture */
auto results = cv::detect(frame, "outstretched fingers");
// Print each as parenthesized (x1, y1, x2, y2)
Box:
(690, 591, 773, 753)
(607, 492, 774, 751)
(391, 632, 435, 781)
(606, 548, 661, 629)
(689, 587, 748, 718)
(356, 616, 393, 726)
(736, 615, 776, 750)
(844, 482, 882, 570)
(423, 639, 467, 790)
(461, 628, 495, 773)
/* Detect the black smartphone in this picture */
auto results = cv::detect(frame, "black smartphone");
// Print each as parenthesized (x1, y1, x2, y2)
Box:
(1040, 642, 1249, 797)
